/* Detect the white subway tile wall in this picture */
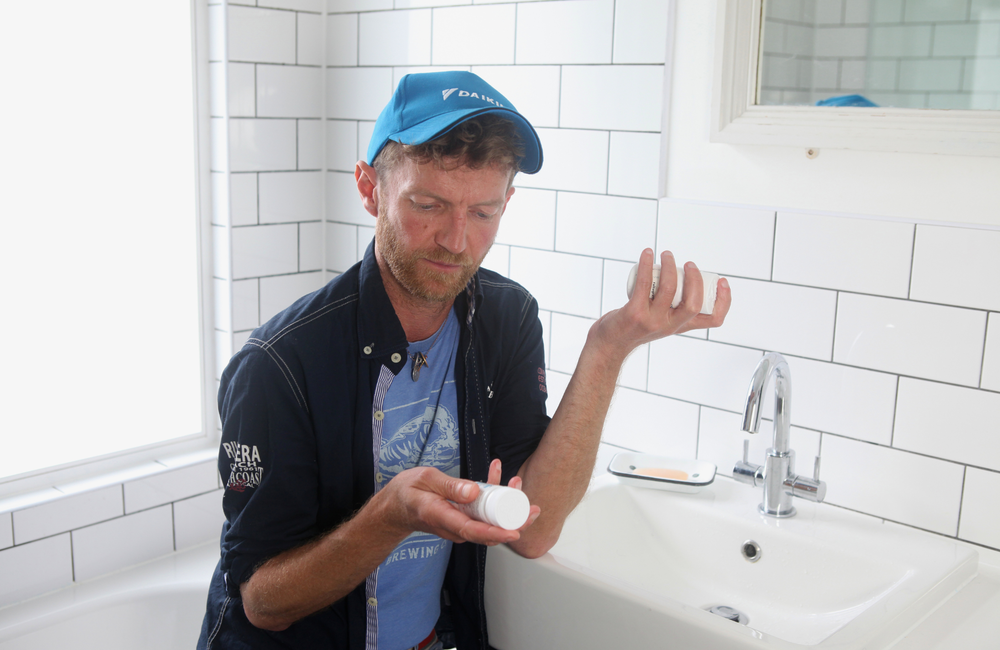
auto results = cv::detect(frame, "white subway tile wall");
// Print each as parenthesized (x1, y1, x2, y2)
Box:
(6, 0, 998, 613)
(0, 456, 224, 608)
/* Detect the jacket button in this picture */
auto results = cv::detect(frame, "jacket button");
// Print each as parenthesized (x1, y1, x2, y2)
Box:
(363, 346, 373, 355)
(376, 472, 384, 482)
(391, 352, 402, 363)
(374, 410, 384, 420)
(367, 597, 378, 607)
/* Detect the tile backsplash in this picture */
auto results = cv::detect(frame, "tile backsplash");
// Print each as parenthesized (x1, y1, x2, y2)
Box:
(2, 0, 996, 614)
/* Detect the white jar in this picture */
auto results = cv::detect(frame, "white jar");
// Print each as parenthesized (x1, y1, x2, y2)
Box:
(626, 263, 720, 315)
(454, 483, 530, 530)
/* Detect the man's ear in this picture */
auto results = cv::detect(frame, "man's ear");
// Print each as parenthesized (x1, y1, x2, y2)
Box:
(356, 160, 379, 218)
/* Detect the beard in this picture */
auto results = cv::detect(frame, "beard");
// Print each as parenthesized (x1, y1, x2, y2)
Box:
(375, 200, 485, 303)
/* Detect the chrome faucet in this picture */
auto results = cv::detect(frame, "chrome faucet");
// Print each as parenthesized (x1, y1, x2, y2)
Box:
(733, 353, 826, 517)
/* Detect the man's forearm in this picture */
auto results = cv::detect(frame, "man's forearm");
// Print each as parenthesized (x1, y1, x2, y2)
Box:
(240, 487, 408, 631)
(510, 330, 631, 559)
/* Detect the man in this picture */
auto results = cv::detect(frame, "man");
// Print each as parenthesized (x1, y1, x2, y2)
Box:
(198, 71, 730, 650)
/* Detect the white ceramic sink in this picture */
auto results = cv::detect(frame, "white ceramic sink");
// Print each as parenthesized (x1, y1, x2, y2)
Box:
(485, 474, 978, 649)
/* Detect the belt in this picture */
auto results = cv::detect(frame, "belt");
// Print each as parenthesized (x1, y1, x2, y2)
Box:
(408, 630, 437, 650)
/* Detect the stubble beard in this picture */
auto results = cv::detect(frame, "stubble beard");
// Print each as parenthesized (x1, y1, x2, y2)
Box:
(375, 199, 485, 303)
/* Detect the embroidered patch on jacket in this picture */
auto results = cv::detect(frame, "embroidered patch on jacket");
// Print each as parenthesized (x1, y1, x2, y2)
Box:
(222, 442, 264, 492)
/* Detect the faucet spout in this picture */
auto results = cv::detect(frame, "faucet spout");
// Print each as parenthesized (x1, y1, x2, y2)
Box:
(742, 352, 792, 455)
(733, 352, 825, 518)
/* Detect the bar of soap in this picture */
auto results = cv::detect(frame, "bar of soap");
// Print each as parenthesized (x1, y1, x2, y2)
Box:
(633, 467, 689, 481)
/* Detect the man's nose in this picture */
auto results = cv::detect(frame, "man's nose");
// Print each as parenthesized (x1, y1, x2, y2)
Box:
(436, 207, 468, 254)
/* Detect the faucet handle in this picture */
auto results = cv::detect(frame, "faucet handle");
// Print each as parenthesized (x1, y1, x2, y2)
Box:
(743, 439, 750, 464)
(813, 455, 821, 481)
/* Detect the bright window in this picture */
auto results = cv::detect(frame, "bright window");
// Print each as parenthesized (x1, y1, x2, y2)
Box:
(0, 1, 204, 481)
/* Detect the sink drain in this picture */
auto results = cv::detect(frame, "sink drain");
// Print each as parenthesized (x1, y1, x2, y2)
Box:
(706, 605, 749, 625)
(741, 539, 762, 563)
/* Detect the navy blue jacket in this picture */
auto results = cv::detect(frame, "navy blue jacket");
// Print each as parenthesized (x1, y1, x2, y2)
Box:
(199, 242, 550, 649)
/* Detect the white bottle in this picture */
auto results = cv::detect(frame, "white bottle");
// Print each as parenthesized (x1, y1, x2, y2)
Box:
(626, 263, 720, 315)
(454, 483, 530, 530)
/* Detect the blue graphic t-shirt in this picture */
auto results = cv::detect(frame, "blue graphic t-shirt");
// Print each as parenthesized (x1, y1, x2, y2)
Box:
(373, 309, 461, 650)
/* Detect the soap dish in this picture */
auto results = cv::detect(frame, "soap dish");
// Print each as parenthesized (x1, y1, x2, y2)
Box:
(608, 452, 716, 493)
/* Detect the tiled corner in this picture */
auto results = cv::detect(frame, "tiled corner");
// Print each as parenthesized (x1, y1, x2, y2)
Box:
(259, 171, 323, 223)
(228, 5, 297, 64)
(432, 5, 515, 65)
(821, 435, 964, 535)
(360, 9, 432, 66)
(231, 224, 299, 279)
(894, 378, 1000, 472)
(259, 272, 326, 322)
(72, 506, 175, 583)
(601, 387, 700, 458)
(495, 187, 556, 250)
(0, 534, 73, 608)
(555, 193, 657, 262)
(772, 212, 913, 298)
(910, 225, 1000, 312)
(508, 248, 604, 319)
(959, 468, 1000, 549)
(549, 313, 595, 375)
(13, 485, 123, 545)
(124, 463, 220, 515)
(516, 128, 609, 194)
(833, 293, 986, 387)
(559, 65, 664, 132)
(647, 336, 763, 412)
(656, 201, 775, 281)
(256, 65, 323, 118)
(213, 224, 231, 281)
(613, 0, 669, 64)
(174, 489, 226, 551)
(515, 0, 614, 64)
(710, 278, 838, 362)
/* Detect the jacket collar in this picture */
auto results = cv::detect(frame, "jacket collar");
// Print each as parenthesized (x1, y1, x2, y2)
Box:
(356, 240, 483, 359)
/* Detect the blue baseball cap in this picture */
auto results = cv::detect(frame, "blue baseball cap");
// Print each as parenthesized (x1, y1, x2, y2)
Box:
(367, 71, 543, 174)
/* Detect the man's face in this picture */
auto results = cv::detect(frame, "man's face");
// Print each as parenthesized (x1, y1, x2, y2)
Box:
(375, 157, 515, 303)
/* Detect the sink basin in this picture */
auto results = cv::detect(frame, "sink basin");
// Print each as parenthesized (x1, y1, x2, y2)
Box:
(485, 474, 978, 649)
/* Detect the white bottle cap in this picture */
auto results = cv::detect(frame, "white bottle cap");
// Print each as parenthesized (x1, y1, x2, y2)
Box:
(483, 486, 530, 530)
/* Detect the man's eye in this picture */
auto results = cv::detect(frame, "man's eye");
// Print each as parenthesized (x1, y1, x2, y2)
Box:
(415, 203, 436, 211)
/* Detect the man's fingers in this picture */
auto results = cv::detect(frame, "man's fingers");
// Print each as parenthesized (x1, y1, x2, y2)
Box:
(487, 458, 502, 485)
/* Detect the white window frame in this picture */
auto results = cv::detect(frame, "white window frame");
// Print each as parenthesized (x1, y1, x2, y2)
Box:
(711, 0, 1000, 157)
(0, 0, 218, 499)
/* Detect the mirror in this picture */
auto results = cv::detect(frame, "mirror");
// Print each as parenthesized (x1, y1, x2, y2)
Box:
(758, 0, 1000, 110)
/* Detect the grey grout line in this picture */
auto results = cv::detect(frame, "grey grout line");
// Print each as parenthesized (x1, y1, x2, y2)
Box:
(955, 466, 967, 538)
(906, 224, 917, 299)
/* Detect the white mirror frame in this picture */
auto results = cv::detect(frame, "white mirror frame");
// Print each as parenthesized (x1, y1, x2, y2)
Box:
(710, 0, 1000, 157)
